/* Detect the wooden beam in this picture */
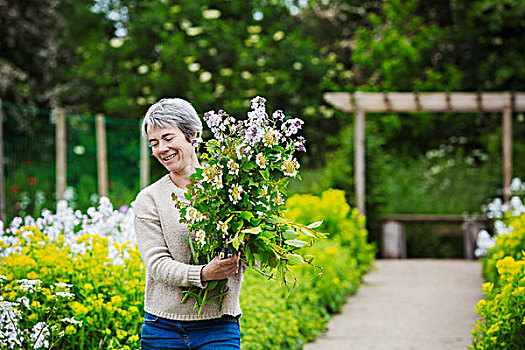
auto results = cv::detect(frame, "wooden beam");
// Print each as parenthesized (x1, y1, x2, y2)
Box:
(96, 114, 109, 197)
(55, 108, 66, 201)
(323, 92, 525, 113)
(324, 92, 354, 112)
(503, 106, 512, 203)
(355, 108, 366, 216)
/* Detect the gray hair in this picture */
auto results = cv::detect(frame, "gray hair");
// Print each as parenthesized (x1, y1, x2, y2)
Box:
(141, 98, 202, 141)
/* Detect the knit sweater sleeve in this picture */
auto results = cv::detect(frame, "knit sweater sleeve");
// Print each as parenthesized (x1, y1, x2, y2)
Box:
(134, 189, 206, 289)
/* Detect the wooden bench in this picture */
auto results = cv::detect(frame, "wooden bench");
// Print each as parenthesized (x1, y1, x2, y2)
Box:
(376, 215, 492, 259)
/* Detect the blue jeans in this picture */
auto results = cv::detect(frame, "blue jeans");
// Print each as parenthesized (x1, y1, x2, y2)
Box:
(141, 312, 241, 350)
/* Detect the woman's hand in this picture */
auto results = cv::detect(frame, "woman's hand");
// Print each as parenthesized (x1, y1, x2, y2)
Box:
(201, 253, 240, 282)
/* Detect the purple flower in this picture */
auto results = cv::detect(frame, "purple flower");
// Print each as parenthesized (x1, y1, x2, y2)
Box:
(245, 124, 262, 146)
(281, 118, 303, 137)
(294, 136, 306, 152)
(204, 111, 222, 128)
(272, 110, 285, 121)
(251, 96, 267, 110)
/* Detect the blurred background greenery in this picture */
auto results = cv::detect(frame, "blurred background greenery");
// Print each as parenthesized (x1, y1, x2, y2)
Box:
(1, 0, 524, 257)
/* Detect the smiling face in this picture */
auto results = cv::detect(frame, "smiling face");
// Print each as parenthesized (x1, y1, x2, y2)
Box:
(147, 125, 196, 175)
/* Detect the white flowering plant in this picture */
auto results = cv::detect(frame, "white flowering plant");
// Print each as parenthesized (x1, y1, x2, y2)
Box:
(175, 97, 326, 316)
(0, 277, 82, 350)
(475, 177, 525, 258)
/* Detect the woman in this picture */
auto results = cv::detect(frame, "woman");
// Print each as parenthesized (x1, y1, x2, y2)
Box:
(134, 98, 243, 349)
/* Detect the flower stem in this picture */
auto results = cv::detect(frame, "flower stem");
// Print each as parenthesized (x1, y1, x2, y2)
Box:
(240, 258, 276, 279)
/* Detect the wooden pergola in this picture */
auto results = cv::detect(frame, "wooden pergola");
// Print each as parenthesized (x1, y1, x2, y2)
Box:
(324, 92, 525, 216)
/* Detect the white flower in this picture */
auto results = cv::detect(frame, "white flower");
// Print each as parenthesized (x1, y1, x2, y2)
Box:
(510, 177, 522, 192)
(216, 221, 228, 237)
(109, 38, 124, 48)
(62, 317, 83, 325)
(228, 159, 240, 175)
(202, 164, 224, 189)
(251, 96, 267, 110)
(199, 71, 212, 83)
(203, 9, 221, 19)
(54, 282, 73, 288)
(236, 144, 252, 160)
(16, 296, 30, 309)
(474, 230, 496, 258)
(17, 279, 42, 293)
(55, 291, 75, 298)
(31, 322, 50, 349)
(185, 207, 205, 224)
(262, 129, 281, 147)
(229, 184, 244, 205)
(272, 192, 285, 206)
(195, 230, 206, 247)
(259, 185, 268, 198)
(281, 156, 300, 177)
(255, 153, 267, 169)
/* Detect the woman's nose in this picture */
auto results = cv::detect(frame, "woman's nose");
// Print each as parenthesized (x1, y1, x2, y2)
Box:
(158, 140, 170, 152)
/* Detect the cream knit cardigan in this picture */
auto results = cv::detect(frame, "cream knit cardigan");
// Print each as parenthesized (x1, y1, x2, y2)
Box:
(134, 174, 243, 320)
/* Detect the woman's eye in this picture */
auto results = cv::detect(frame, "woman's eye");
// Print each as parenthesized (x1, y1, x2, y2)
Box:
(165, 137, 173, 142)
(150, 143, 158, 148)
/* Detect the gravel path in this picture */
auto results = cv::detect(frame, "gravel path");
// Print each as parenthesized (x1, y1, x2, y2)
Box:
(303, 259, 484, 350)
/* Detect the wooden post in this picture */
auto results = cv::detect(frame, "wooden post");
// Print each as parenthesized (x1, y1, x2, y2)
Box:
(0, 99, 5, 221)
(381, 220, 407, 258)
(502, 106, 512, 203)
(140, 132, 150, 189)
(55, 108, 66, 201)
(355, 108, 366, 216)
(96, 114, 108, 197)
(463, 219, 480, 260)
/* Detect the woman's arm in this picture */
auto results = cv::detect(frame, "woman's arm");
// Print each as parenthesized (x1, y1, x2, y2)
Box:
(134, 190, 207, 288)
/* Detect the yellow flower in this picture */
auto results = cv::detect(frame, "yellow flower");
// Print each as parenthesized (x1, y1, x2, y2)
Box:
(117, 329, 128, 339)
(27, 271, 39, 280)
(128, 334, 140, 343)
(65, 325, 76, 335)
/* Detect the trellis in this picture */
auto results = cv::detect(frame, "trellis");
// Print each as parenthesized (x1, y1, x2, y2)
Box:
(324, 92, 525, 216)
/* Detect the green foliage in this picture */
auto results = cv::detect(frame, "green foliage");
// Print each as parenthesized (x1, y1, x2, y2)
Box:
(64, 1, 327, 119)
(285, 189, 376, 279)
(452, 0, 525, 91)
(0, 269, 82, 349)
(482, 214, 525, 284)
(472, 206, 525, 349)
(471, 256, 525, 350)
(351, 0, 461, 91)
(241, 232, 374, 349)
(0, 228, 144, 350)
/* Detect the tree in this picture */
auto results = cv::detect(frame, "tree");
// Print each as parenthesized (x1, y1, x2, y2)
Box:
(0, 0, 67, 106)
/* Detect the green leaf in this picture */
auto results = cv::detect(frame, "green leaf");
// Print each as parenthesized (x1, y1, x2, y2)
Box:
(240, 211, 254, 221)
(307, 220, 323, 229)
(282, 229, 299, 240)
(207, 280, 219, 289)
(249, 218, 262, 226)
(285, 239, 308, 248)
(231, 220, 243, 232)
(228, 231, 245, 250)
(241, 226, 262, 235)
(286, 253, 305, 265)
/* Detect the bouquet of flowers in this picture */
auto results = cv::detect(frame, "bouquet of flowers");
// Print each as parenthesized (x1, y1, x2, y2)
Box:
(175, 96, 325, 316)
